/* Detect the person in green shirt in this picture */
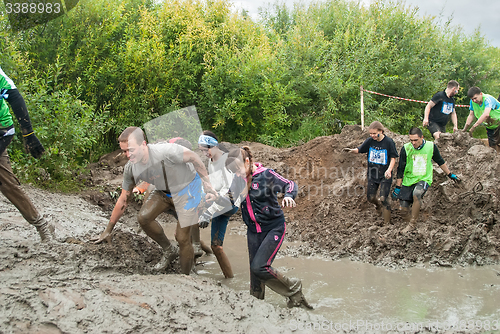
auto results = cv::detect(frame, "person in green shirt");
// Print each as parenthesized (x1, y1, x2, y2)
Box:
(0, 67, 54, 242)
(392, 127, 459, 233)
(463, 86, 500, 153)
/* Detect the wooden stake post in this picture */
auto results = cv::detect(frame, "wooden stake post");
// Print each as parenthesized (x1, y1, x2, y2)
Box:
(360, 85, 364, 128)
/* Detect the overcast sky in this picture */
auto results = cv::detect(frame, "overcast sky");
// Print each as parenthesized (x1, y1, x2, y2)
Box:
(230, 0, 500, 48)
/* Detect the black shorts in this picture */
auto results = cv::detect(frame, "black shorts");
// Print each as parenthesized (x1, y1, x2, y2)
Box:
(427, 121, 446, 136)
(399, 181, 429, 204)
(486, 127, 500, 147)
(367, 178, 392, 199)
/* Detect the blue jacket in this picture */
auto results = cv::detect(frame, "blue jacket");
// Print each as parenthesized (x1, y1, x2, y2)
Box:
(226, 163, 298, 233)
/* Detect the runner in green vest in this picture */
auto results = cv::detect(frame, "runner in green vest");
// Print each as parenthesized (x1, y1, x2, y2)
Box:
(0, 66, 55, 242)
(392, 128, 460, 233)
(463, 86, 500, 153)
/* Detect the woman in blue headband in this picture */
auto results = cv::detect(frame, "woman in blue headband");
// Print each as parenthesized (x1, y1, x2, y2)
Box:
(197, 131, 238, 278)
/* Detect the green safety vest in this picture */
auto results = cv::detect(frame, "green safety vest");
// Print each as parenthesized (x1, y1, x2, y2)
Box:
(0, 67, 16, 90)
(402, 141, 434, 187)
(0, 98, 13, 129)
(0, 67, 14, 129)
(471, 94, 500, 130)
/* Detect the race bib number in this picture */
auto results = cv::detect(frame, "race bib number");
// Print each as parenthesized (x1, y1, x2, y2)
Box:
(412, 154, 428, 176)
(441, 102, 454, 115)
(368, 147, 387, 165)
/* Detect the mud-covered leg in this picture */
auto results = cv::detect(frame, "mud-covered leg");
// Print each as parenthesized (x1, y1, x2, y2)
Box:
(176, 222, 194, 275)
(138, 191, 178, 270)
(264, 273, 313, 309)
(138, 191, 174, 250)
(191, 224, 203, 258)
(211, 211, 234, 278)
(367, 180, 382, 215)
(212, 245, 233, 278)
(0, 146, 55, 242)
(379, 180, 392, 225)
(248, 223, 313, 309)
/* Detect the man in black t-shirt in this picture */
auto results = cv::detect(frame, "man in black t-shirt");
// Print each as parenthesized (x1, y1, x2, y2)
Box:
(423, 80, 459, 139)
(343, 122, 398, 225)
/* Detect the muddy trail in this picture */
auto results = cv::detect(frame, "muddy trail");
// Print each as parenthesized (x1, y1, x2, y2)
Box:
(0, 188, 326, 333)
(1, 125, 499, 333)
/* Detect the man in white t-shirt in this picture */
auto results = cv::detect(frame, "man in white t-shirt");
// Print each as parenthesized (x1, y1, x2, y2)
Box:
(94, 127, 216, 274)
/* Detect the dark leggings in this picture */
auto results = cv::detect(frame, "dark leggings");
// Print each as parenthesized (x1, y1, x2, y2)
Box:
(247, 222, 286, 295)
(366, 178, 392, 209)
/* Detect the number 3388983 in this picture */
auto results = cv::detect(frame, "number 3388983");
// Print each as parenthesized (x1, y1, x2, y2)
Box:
(5, 2, 61, 14)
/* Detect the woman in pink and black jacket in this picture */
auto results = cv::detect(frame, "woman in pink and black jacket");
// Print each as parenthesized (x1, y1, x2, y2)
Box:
(213, 146, 312, 309)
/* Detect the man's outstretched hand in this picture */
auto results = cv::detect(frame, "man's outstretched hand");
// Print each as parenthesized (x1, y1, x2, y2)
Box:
(91, 230, 113, 244)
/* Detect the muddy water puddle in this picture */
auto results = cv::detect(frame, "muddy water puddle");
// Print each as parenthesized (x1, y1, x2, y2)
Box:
(188, 222, 500, 331)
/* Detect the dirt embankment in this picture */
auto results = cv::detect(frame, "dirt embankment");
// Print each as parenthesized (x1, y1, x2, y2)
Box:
(81, 126, 500, 269)
(1, 126, 499, 333)
(247, 126, 500, 268)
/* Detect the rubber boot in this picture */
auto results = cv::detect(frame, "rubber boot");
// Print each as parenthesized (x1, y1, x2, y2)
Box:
(212, 245, 234, 278)
(265, 275, 313, 309)
(382, 207, 391, 225)
(154, 244, 179, 271)
(250, 282, 266, 300)
(33, 217, 56, 243)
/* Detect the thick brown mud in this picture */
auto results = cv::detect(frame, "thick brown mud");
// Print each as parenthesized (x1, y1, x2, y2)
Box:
(244, 126, 500, 268)
(1, 126, 500, 333)
(0, 187, 326, 333)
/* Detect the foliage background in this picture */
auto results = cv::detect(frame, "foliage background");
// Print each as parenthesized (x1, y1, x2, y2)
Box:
(0, 0, 499, 189)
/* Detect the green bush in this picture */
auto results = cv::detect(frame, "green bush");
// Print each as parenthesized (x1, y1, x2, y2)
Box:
(9, 61, 106, 191)
(0, 0, 498, 189)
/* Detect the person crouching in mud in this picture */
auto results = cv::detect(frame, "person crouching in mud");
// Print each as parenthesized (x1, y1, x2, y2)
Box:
(93, 127, 216, 275)
(343, 121, 398, 225)
(206, 146, 312, 308)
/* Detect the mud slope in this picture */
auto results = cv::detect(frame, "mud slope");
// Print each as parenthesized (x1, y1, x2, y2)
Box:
(85, 127, 500, 269)
(251, 126, 500, 268)
(0, 187, 324, 333)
